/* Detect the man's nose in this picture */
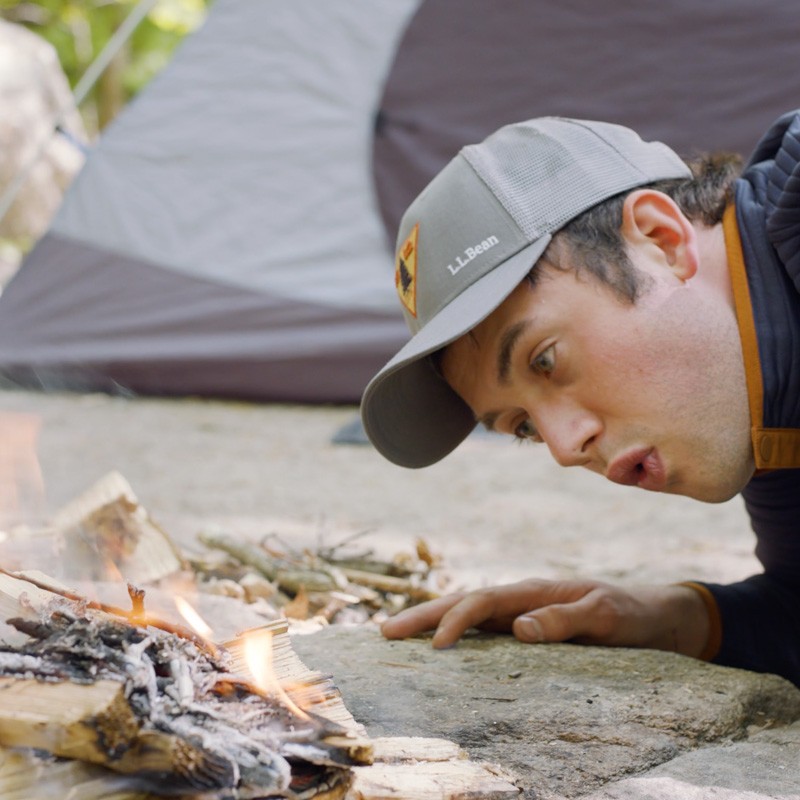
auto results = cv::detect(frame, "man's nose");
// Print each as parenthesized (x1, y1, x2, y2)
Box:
(536, 403, 602, 468)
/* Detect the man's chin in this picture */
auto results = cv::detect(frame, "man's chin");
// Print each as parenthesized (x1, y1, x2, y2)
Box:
(662, 474, 752, 504)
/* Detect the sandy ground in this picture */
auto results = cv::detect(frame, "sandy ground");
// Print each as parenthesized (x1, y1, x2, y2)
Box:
(0, 388, 760, 595)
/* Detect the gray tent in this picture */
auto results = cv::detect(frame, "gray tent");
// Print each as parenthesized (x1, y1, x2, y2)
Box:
(1, 0, 798, 403)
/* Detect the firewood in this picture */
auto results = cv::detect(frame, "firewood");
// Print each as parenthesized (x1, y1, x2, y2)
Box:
(283, 584, 311, 619)
(316, 531, 439, 579)
(0, 569, 60, 621)
(0, 566, 220, 658)
(199, 530, 339, 594)
(51, 471, 184, 584)
(349, 760, 521, 799)
(2, 507, 512, 800)
(0, 681, 229, 789)
(0, 574, 371, 797)
(198, 532, 439, 613)
(335, 567, 439, 603)
(0, 677, 139, 763)
(224, 619, 367, 736)
(0, 747, 151, 800)
(347, 737, 521, 799)
(239, 571, 278, 602)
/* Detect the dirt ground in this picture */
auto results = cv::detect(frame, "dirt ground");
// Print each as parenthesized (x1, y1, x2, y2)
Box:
(0, 388, 760, 595)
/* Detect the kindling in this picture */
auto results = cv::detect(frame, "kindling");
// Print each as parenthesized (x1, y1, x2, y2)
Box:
(446, 235, 499, 276)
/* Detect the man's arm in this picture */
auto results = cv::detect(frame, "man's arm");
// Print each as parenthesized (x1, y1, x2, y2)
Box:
(384, 469, 800, 687)
(698, 469, 800, 685)
(701, 574, 800, 683)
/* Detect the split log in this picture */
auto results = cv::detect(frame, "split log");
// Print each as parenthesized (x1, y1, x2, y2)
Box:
(224, 619, 366, 736)
(0, 679, 244, 791)
(0, 569, 61, 622)
(0, 677, 139, 764)
(348, 737, 521, 800)
(50, 471, 185, 584)
(0, 747, 150, 800)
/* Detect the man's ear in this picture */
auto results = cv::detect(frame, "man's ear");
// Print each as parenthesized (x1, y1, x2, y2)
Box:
(620, 189, 699, 281)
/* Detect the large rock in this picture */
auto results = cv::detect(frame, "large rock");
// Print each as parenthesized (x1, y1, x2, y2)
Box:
(292, 626, 800, 799)
(581, 722, 800, 799)
(0, 20, 86, 282)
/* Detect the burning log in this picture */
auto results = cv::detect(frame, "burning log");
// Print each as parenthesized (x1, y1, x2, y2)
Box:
(0, 570, 371, 798)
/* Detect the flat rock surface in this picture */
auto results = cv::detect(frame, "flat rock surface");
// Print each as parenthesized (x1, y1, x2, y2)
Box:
(293, 626, 800, 799)
(580, 722, 800, 799)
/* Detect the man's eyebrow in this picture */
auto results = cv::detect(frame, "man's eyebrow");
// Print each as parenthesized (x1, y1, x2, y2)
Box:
(476, 319, 533, 433)
(497, 320, 532, 385)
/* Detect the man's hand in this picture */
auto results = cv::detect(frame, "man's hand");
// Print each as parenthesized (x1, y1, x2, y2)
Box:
(381, 579, 710, 658)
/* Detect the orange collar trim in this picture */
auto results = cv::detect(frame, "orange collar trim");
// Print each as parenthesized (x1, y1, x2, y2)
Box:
(723, 204, 800, 469)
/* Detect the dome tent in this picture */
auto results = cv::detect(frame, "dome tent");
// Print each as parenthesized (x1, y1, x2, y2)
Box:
(1, 0, 797, 403)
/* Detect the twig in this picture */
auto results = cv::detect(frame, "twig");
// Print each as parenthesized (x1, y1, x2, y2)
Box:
(198, 532, 337, 594)
(0, 567, 219, 658)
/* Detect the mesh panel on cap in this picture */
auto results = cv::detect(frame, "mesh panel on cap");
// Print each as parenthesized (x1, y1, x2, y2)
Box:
(462, 120, 652, 239)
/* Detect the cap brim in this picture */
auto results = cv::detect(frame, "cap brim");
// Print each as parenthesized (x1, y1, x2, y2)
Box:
(361, 234, 551, 467)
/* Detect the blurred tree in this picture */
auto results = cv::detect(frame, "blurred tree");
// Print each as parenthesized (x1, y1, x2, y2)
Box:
(0, 0, 208, 137)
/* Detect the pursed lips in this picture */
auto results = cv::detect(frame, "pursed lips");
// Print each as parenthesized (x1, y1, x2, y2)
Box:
(606, 447, 667, 491)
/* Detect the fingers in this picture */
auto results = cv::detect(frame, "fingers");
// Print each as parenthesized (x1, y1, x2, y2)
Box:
(381, 580, 698, 655)
(512, 588, 624, 644)
(383, 581, 554, 649)
(431, 588, 521, 648)
(380, 579, 629, 650)
(381, 593, 466, 640)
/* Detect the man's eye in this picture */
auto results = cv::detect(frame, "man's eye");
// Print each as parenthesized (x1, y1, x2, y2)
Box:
(531, 345, 555, 376)
(514, 418, 541, 442)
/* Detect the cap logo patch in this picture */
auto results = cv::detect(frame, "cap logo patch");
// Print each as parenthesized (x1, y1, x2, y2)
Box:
(396, 223, 419, 317)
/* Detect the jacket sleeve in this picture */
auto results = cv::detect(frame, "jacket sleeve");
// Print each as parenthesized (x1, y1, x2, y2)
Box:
(699, 469, 800, 686)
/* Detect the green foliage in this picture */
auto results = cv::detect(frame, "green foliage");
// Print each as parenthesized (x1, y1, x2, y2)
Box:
(0, 0, 209, 133)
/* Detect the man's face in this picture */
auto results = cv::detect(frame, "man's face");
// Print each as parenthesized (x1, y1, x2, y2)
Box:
(440, 254, 754, 503)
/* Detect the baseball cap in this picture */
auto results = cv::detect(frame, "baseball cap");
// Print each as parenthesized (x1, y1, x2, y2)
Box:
(361, 117, 691, 468)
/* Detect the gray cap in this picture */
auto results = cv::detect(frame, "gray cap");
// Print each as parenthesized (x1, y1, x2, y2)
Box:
(361, 116, 691, 468)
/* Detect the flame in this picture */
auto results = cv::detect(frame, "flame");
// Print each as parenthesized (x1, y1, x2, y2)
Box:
(0, 412, 45, 530)
(104, 558, 125, 583)
(174, 595, 214, 639)
(281, 677, 331, 715)
(242, 627, 309, 719)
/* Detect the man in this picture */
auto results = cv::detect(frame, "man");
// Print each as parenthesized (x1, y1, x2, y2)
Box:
(360, 112, 800, 686)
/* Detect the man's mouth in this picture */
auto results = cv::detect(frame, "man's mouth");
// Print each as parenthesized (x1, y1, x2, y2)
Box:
(606, 447, 667, 491)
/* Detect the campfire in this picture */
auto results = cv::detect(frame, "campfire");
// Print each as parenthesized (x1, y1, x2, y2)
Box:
(0, 467, 521, 799)
(0, 569, 371, 799)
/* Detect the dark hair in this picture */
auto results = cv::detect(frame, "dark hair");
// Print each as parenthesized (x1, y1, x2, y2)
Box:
(532, 153, 743, 302)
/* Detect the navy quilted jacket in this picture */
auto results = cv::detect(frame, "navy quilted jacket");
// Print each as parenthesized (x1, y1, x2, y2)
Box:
(702, 110, 800, 685)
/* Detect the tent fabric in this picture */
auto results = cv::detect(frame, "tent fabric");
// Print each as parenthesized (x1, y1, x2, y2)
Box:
(0, 0, 420, 403)
(3, 0, 800, 404)
(53, 0, 419, 309)
(0, 235, 400, 401)
(373, 0, 800, 241)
